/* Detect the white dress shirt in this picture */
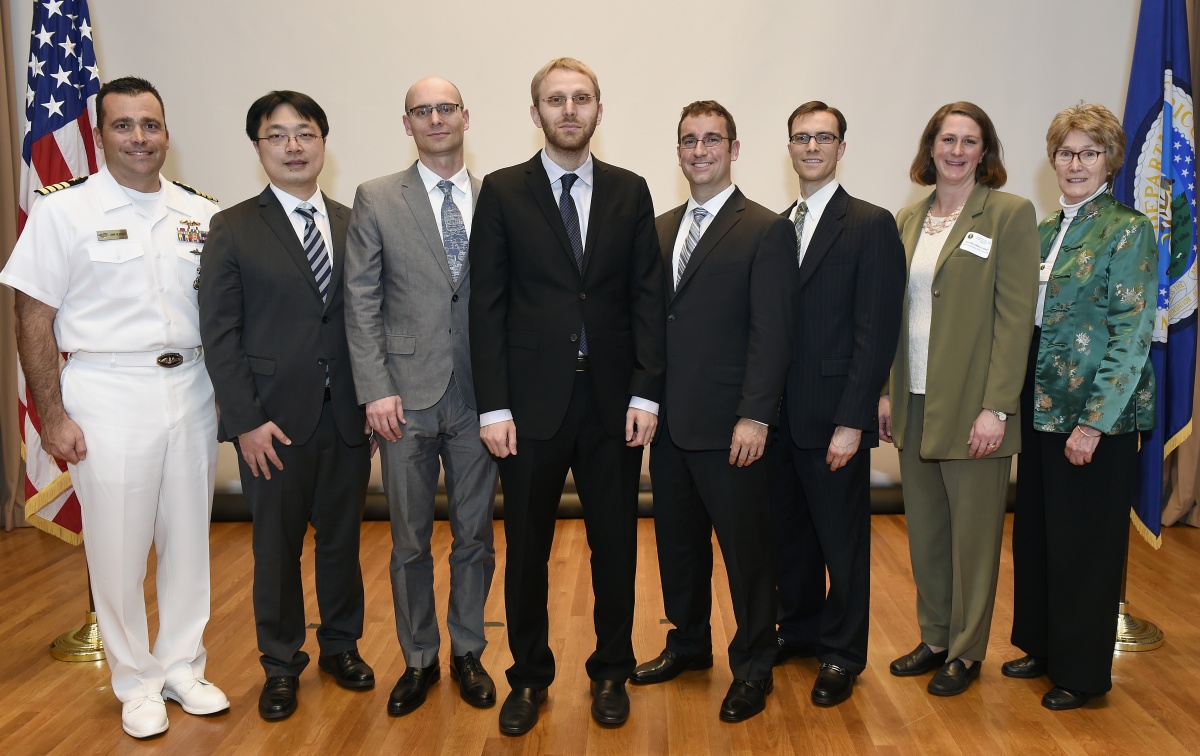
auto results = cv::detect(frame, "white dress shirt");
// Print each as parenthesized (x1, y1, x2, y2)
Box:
(416, 160, 473, 237)
(269, 183, 333, 256)
(671, 183, 737, 287)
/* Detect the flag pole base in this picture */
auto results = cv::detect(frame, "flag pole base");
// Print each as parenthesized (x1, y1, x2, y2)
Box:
(1115, 602, 1164, 652)
(50, 610, 105, 662)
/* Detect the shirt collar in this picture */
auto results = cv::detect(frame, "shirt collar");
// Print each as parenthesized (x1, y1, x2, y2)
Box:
(541, 149, 594, 188)
(416, 160, 471, 196)
(797, 179, 839, 218)
(685, 183, 737, 217)
(1059, 182, 1109, 219)
(270, 183, 326, 218)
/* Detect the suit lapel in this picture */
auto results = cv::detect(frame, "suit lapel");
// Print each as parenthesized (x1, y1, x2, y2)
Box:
(455, 170, 483, 293)
(933, 182, 990, 279)
(400, 163, 454, 285)
(797, 186, 847, 288)
(323, 196, 348, 314)
(900, 191, 932, 268)
(661, 204, 686, 298)
(523, 154, 579, 271)
(259, 187, 323, 301)
(582, 159, 608, 277)
(675, 188, 744, 296)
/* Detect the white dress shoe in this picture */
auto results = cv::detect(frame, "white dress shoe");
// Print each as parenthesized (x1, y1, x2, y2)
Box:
(163, 677, 230, 715)
(122, 693, 168, 738)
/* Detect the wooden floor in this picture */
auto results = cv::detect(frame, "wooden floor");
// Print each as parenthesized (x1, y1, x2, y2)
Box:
(1, 515, 1199, 755)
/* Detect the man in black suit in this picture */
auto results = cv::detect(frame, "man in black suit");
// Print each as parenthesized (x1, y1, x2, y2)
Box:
(200, 91, 373, 721)
(468, 57, 665, 735)
(769, 101, 905, 706)
(628, 101, 797, 723)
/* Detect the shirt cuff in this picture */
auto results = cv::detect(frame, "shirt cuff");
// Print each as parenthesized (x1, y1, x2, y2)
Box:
(746, 418, 767, 427)
(628, 396, 659, 415)
(479, 409, 513, 427)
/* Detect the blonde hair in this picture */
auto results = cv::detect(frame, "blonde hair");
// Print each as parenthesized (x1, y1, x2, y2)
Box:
(530, 57, 600, 105)
(1045, 102, 1126, 178)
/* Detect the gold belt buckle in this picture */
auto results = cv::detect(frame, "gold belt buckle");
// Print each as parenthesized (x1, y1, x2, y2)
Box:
(156, 352, 184, 368)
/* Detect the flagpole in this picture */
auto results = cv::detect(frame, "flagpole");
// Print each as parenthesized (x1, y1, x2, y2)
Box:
(1114, 546, 1164, 652)
(50, 565, 105, 662)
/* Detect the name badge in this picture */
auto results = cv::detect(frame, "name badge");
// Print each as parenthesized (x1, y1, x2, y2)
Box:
(960, 232, 992, 258)
(96, 229, 128, 241)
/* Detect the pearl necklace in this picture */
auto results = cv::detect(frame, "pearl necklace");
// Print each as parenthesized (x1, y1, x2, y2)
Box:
(923, 202, 965, 235)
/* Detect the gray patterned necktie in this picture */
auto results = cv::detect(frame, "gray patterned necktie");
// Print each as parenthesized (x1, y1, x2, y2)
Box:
(559, 173, 587, 355)
(437, 180, 468, 285)
(794, 200, 809, 266)
(677, 207, 708, 287)
(294, 203, 331, 302)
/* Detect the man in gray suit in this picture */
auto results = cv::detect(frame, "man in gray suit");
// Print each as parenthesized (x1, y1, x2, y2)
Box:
(345, 76, 498, 717)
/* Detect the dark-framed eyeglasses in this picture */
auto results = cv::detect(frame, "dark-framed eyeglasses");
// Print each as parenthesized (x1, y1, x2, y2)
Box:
(789, 132, 840, 145)
(679, 134, 731, 150)
(541, 94, 596, 108)
(255, 132, 322, 147)
(407, 103, 463, 119)
(1053, 148, 1104, 166)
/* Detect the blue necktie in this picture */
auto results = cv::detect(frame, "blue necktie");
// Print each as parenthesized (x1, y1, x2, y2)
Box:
(559, 173, 587, 355)
(437, 179, 468, 285)
(294, 203, 331, 302)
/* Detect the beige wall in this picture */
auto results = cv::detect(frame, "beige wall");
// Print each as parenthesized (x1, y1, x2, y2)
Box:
(7, 0, 1145, 492)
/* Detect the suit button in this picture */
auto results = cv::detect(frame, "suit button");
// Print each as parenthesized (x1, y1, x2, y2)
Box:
(579, 292, 587, 300)
(667, 315, 676, 322)
(317, 358, 327, 366)
(322, 316, 330, 324)
(452, 294, 459, 302)
(932, 290, 940, 297)
(570, 334, 579, 342)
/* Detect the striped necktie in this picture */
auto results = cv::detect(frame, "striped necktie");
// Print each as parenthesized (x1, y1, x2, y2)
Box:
(794, 200, 809, 266)
(295, 203, 331, 302)
(677, 207, 708, 286)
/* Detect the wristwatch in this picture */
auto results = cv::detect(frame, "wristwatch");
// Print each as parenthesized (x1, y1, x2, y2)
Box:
(987, 409, 1008, 422)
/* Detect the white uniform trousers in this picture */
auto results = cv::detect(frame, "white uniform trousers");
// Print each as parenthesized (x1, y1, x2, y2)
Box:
(61, 355, 218, 702)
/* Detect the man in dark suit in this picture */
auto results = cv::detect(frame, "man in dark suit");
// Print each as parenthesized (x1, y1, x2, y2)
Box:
(344, 76, 498, 717)
(200, 91, 373, 721)
(468, 57, 665, 735)
(628, 101, 797, 723)
(769, 101, 905, 706)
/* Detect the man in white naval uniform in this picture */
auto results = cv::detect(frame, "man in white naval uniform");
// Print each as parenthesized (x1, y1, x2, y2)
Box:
(1, 77, 228, 739)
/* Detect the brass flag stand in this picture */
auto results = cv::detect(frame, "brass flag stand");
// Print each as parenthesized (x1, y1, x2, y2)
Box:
(1114, 552, 1163, 652)
(50, 567, 105, 662)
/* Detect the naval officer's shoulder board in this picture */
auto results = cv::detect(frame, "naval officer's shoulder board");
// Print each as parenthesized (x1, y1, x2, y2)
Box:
(34, 176, 88, 195)
(172, 181, 218, 204)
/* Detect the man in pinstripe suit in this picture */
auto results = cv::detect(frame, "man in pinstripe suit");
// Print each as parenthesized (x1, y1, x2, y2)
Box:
(769, 101, 906, 707)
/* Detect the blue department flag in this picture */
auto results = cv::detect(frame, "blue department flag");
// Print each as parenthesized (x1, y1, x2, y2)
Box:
(1114, 0, 1198, 548)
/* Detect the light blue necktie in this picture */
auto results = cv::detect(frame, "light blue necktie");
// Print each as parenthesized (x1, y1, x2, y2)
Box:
(437, 179, 468, 285)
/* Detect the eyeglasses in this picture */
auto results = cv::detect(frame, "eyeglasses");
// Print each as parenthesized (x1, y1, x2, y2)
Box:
(679, 135, 731, 150)
(407, 103, 463, 119)
(541, 94, 596, 108)
(789, 132, 840, 145)
(255, 133, 322, 147)
(1054, 148, 1104, 166)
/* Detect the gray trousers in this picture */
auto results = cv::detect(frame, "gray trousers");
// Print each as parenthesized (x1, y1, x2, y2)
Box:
(380, 376, 497, 668)
(898, 393, 1011, 662)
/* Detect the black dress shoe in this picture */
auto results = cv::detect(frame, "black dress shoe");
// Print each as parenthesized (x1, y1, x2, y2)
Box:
(927, 659, 980, 696)
(259, 676, 299, 721)
(773, 637, 818, 666)
(1001, 654, 1048, 679)
(498, 687, 547, 736)
(590, 679, 630, 726)
(450, 652, 496, 708)
(629, 649, 714, 685)
(1042, 686, 1100, 711)
(387, 664, 440, 716)
(719, 677, 773, 722)
(889, 642, 949, 677)
(318, 650, 375, 689)
(811, 663, 856, 707)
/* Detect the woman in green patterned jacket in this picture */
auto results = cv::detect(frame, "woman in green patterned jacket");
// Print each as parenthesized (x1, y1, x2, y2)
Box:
(1002, 103, 1157, 711)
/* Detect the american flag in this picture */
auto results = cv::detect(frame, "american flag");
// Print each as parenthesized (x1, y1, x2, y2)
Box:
(16, 0, 102, 545)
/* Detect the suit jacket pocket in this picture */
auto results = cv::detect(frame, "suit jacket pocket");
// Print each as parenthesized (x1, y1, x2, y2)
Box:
(508, 329, 540, 350)
(247, 356, 276, 376)
(386, 334, 416, 355)
(822, 358, 851, 376)
(712, 364, 745, 385)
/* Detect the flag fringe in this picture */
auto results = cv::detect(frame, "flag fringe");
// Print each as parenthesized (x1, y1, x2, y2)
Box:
(1132, 508, 1164, 549)
(1163, 419, 1192, 458)
(19, 441, 80, 545)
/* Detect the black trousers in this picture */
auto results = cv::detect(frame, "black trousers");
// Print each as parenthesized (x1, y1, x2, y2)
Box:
(241, 399, 371, 678)
(769, 402, 871, 674)
(649, 419, 777, 681)
(498, 371, 643, 689)
(1011, 332, 1135, 694)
